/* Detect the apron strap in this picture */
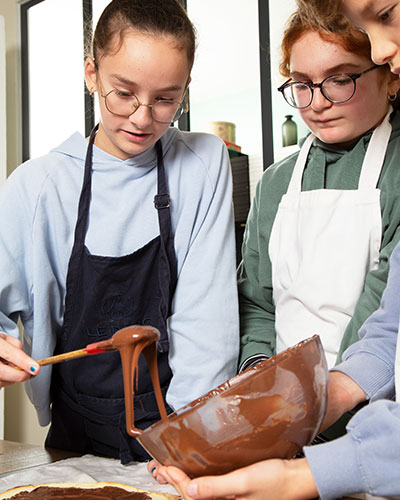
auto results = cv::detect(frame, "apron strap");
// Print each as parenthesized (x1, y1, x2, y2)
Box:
(72, 124, 98, 249)
(288, 106, 393, 193)
(358, 107, 393, 189)
(153, 140, 178, 314)
(154, 140, 173, 244)
(63, 124, 98, 334)
(287, 133, 315, 193)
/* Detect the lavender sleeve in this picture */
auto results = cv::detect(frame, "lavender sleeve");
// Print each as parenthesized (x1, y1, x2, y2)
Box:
(304, 400, 400, 499)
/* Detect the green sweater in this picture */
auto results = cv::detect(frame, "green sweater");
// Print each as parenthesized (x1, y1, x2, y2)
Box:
(238, 110, 400, 368)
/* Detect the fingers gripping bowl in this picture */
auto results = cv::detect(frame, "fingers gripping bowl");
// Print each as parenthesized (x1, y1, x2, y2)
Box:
(137, 335, 328, 477)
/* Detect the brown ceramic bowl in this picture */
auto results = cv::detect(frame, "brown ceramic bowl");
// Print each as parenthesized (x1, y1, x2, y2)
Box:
(137, 334, 328, 477)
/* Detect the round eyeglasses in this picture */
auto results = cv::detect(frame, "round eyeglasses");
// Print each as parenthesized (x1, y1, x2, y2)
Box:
(100, 89, 189, 123)
(278, 65, 380, 109)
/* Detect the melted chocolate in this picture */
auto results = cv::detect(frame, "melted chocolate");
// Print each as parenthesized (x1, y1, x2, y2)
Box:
(105, 328, 327, 479)
(7, 486, 151, 499)
(106, 326, 168, 437)
(134, 334, 328, 478)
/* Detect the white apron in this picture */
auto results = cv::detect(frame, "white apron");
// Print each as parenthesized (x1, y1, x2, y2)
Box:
(269, 110, 392, 368)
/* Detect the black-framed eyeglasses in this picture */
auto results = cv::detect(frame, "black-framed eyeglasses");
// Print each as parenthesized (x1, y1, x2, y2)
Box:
(100, 88, 189, 123)
(277, 65, 380, 109)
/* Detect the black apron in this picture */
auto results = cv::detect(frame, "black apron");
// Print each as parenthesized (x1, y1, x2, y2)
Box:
(45, 125, 177, 464)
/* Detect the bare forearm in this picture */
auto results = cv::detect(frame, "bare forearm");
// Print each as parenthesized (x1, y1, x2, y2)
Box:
(320, 371, 366, 432)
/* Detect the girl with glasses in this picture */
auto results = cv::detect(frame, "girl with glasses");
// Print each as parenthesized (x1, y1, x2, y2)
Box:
(0, 0, 239, 463)
(238, 12, 400, 420)
(157, 5, 400, 500)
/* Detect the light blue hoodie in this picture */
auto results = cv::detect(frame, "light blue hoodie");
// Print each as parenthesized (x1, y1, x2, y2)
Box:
(0, 126, 239, 426)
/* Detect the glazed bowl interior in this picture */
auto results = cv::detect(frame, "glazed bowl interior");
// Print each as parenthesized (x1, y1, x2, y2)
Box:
(137, 334, 328, 477)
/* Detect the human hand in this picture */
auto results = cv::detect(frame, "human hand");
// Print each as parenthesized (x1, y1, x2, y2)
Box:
(147, 459, 167, 484)
(158, 457, 318, 500)
(0, 333, 39, 388)
(320, 371, 367, 431)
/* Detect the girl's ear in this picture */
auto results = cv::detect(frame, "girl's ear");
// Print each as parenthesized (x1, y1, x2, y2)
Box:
(84, 57, 97, 95)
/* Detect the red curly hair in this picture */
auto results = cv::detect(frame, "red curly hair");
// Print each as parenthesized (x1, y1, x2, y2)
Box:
(280, 13, 389, 80)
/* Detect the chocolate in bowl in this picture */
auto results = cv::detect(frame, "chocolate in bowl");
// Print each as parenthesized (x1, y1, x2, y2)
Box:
(136, 334, 328, 477)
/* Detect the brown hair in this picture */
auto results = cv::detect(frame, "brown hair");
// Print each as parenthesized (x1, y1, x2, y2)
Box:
(89, 0, 196, 72)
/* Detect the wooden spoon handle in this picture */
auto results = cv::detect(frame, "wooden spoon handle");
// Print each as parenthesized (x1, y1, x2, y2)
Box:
(37, 348, 91, 366)
(37, 339, 117, 366)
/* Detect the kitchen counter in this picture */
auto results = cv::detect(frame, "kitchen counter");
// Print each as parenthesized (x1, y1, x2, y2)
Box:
(0, 440, 178, 496)
(0, 440, 79, 478)
(0, 440, 376, 499)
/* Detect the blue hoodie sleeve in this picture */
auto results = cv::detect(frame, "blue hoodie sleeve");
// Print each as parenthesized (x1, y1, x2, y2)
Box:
(304, 399, 400, 499)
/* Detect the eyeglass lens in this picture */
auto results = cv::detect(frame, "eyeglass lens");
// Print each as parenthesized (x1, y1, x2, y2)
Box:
(283, 74, 356, 108)
(104, 91, 184, 123)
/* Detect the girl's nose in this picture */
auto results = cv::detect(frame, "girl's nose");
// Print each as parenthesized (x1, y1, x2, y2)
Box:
(129, 104, 153, 128)
(310, 87, 332, 112)
(370, 31, 397, 66)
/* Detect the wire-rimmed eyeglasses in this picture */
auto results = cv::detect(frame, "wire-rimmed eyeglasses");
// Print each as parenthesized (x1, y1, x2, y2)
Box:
(100, 88, 189, 123)
(278, 65, 380, 109)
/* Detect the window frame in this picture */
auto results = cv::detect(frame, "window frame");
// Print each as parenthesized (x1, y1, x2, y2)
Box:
(20, 0, 94, 161)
